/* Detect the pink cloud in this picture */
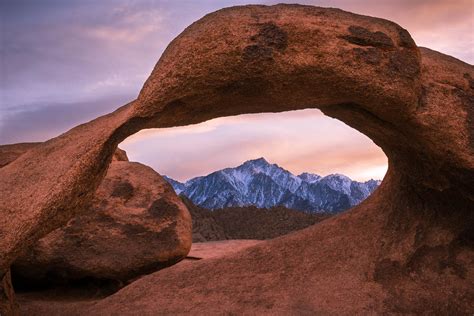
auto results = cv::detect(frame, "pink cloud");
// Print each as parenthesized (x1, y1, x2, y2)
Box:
(120, 109, 388, 181)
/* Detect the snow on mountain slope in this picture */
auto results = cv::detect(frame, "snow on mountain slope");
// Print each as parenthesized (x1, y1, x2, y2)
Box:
(164, 158, 380, 213)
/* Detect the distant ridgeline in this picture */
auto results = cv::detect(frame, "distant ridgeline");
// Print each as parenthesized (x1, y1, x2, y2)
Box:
(164, 158, 380, 213)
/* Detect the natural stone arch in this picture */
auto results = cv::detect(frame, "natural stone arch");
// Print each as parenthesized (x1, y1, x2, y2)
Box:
(0, 4, 472, 313)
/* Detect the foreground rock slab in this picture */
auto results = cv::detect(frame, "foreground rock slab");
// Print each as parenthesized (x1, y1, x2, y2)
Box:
(1, 4, 473, 314)
(16, 240, 263, 315)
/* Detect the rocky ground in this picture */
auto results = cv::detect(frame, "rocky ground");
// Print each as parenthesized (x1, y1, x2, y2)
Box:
(184, 196, 330, 241)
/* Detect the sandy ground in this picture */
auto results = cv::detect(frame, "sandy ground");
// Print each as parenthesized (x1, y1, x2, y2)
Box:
(185, 240, 263, 260)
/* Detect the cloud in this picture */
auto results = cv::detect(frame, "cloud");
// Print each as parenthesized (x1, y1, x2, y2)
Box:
(80, 5, 165, 43)
(120, 109, 388, 181)
(0, 0, 172, 107)
(124, 109, 326, 144)
(0, 94, 133, 144)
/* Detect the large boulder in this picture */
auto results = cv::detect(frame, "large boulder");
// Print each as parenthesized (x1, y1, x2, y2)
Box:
(1, 4, 473, 314)
(12, 159, 192, 286)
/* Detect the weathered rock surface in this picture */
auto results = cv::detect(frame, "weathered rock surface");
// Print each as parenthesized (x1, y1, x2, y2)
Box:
(1, 4, 473, 314)
(112, 148, 128, 162)
(12, 159, 192, 286)
(0, 143, 40, 168)
(0, 143, 127, 168)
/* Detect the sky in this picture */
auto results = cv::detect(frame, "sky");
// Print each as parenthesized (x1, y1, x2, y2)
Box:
(1, 0, 472, 181)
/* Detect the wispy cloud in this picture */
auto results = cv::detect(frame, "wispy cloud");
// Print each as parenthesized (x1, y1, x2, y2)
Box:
(120, 109, 388, 181)
(0, 94, 133, 144)
(81, 6, 165, 43)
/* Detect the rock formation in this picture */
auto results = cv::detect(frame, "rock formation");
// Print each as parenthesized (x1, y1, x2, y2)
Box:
(11, 154, 191, 288)
(1, 4, 472, 314)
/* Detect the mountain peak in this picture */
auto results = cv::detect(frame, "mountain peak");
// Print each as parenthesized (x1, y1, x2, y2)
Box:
(323, 173, 351, 180)
(162, 175, 185, 194)
(243, 157, 269, 166)
(297, 172, 321, 183)
(238, 157, 274, 174)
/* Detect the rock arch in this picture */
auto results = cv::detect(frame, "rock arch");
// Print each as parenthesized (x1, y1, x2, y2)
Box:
(1, 4, 472, 313)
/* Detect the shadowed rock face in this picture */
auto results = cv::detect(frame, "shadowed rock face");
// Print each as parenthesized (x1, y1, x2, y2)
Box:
(0, 271, 18, 316)
(0, 4, 473, 314)
(12, 160, 192, 287)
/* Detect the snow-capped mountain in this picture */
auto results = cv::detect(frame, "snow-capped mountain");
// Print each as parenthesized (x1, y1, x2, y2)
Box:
(164, 158, 381, 213)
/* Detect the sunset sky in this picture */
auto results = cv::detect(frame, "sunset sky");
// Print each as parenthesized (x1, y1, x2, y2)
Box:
(1, 0, 472, 181)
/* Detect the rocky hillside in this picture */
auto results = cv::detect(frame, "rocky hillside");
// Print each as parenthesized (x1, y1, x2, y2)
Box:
(181, 196, 330, 242)
(165, 158, 380, 213)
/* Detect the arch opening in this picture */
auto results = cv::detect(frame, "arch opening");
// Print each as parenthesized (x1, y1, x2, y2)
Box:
(121, 108, 388, 214)
(9, 108, 388, 298)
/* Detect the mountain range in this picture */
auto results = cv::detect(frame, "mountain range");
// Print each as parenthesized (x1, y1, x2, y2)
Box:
(164, 158, 381, 213)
